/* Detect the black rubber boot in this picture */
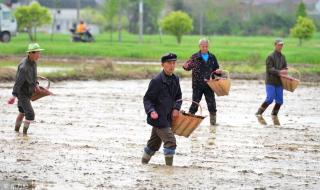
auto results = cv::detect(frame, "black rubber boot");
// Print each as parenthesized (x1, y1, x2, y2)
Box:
(255, 102, 269, 116)
(14, 125, 20, 132)
(23, 127, 29, 135)
(210, 112, 216, 125)
(14, 121, 22, 132)
(271, 104, 281, 116)
(22, 122, 30, 135)
(141, 152, 152, 164)
(165, 155, 173, 166)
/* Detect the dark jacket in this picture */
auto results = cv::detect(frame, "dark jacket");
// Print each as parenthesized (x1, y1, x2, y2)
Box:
(12, 57, 37, 98)
(183, 51, 219, 89)
(143, 71, 182, 128)
(266, 51, 287, 86)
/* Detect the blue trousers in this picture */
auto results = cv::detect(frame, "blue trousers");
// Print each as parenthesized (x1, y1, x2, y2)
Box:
(264, 84, 283, 105)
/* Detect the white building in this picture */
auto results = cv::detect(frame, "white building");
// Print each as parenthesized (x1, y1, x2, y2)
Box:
(17, 0, 102, 34)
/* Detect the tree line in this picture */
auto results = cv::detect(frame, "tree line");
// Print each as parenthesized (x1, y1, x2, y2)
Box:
(13, 0, 317, 45)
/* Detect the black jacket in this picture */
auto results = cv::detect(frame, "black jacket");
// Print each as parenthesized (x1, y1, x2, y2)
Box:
(12, 57, 37, 98)
(266, 51, 287, 86)
(143, 71, 182, 128)
(183, 51, 219, 89)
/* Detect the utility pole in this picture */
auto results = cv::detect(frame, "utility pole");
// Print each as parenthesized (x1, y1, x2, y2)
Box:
(138, 0, 143, 42)
(199, 11, 203, 36)
(118, 5, 122, 42)
(199, 0, 207, 36)
(76, 0, 80, 23)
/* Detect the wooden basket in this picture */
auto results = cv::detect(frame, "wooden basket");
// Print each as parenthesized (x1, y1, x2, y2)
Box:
(280, 67, 300, 92)
(172, 99, 206, 138)
(207, 70, 231, 96)
(31, 76, 52, 101)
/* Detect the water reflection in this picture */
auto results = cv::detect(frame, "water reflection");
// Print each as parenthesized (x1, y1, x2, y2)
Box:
(0, 180, 36, 190)
(207, 125, 216, 147)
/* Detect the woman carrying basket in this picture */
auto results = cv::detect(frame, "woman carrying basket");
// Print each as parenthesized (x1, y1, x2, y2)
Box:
(256, 39, 288, 117)
(142, 53, 182, 166)
(7, 43, 44, 134)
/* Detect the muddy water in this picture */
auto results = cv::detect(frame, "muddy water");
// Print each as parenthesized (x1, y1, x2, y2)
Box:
(0, 79, 319, 190)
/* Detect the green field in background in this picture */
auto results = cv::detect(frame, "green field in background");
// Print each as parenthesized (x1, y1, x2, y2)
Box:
(0, 32, 319, 64)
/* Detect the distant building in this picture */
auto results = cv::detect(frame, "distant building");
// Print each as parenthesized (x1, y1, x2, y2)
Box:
(15, 0, 102, 34)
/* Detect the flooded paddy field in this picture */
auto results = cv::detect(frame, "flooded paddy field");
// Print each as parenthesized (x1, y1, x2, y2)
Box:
(0, 79, 319, 190)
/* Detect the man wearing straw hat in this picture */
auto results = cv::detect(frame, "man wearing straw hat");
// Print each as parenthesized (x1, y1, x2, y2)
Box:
(142, 53, 182, 166)
(255, 39, 288, 117)
(7, 43, 44, 134)
(183, 38, 221, 125)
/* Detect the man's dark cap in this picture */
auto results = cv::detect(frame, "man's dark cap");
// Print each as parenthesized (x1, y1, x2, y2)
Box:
(161, 53, 177, 63)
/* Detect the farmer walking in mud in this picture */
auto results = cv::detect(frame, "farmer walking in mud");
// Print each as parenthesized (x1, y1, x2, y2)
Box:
(142, 53, 182, 166)
(7, 43, 44, 134)
(255, 39, 288, 117)
(183, 38, 221, 125)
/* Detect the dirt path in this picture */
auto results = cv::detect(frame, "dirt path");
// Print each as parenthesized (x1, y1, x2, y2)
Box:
(0, 79, 319, 189)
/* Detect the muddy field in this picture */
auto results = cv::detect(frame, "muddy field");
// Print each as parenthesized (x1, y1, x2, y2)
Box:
(0, 79, 319, 190)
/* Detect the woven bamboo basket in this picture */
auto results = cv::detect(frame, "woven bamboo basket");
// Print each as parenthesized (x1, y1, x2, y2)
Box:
(31, 76, 52, 101)
(280, 67, 300, 92)
(172, 99, 206, 138)
(207, 70, 231, 96)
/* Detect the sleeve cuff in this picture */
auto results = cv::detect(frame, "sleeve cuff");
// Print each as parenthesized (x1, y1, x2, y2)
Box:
(147, 108, 155, 114)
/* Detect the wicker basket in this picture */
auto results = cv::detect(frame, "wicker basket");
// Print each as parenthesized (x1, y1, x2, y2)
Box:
(207, 70, 231, 96)
(172, 99, 206, 138)
(280, 67, 300, 92)
(31, 76, 52, 101)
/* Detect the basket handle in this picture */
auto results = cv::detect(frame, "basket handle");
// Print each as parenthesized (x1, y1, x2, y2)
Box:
(287, 67, 301, 81)
(176, 98, 203, 116)
(210, 69, 230, 80)
(37, 76, 51, 89)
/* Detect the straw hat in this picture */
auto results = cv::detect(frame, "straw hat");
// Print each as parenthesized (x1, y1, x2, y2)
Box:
(26, 43, 45, 53)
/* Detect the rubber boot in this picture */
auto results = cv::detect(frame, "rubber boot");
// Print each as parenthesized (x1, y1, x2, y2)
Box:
(14, 121, 22, 132)
(255, 102, 269, 116)
(210, 112, 216, 125)
(271, 103, 281, 116)
(141, 152, 152, 164)
(22, 122, 30, 135)
(14, 114, 24, 132)
(257, 115, 267, 125)
(272, 115, 280, 126)
(165, 155, 173, 166)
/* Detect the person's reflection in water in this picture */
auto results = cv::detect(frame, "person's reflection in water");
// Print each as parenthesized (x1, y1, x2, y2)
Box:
(256, 115, 267, 125)
(272, 115, 281, 126)
(207, 125, 216, 147)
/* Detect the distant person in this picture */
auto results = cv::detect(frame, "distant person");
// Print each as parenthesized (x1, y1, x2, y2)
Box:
(142, 53, 182, 166)
(7, 43, 44, 134)
(76, 20, 92, 38)
(183, 38, 221, 125)
(255, 39, 288, 117)
(76, 20, 87, 34)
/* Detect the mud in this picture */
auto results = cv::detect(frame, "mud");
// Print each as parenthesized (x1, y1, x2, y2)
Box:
(0, 79, 319, 189)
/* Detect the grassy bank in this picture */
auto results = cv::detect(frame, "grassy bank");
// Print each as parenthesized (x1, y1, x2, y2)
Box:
(0, 32, 319, 64)
(1, 58, 319, 82)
